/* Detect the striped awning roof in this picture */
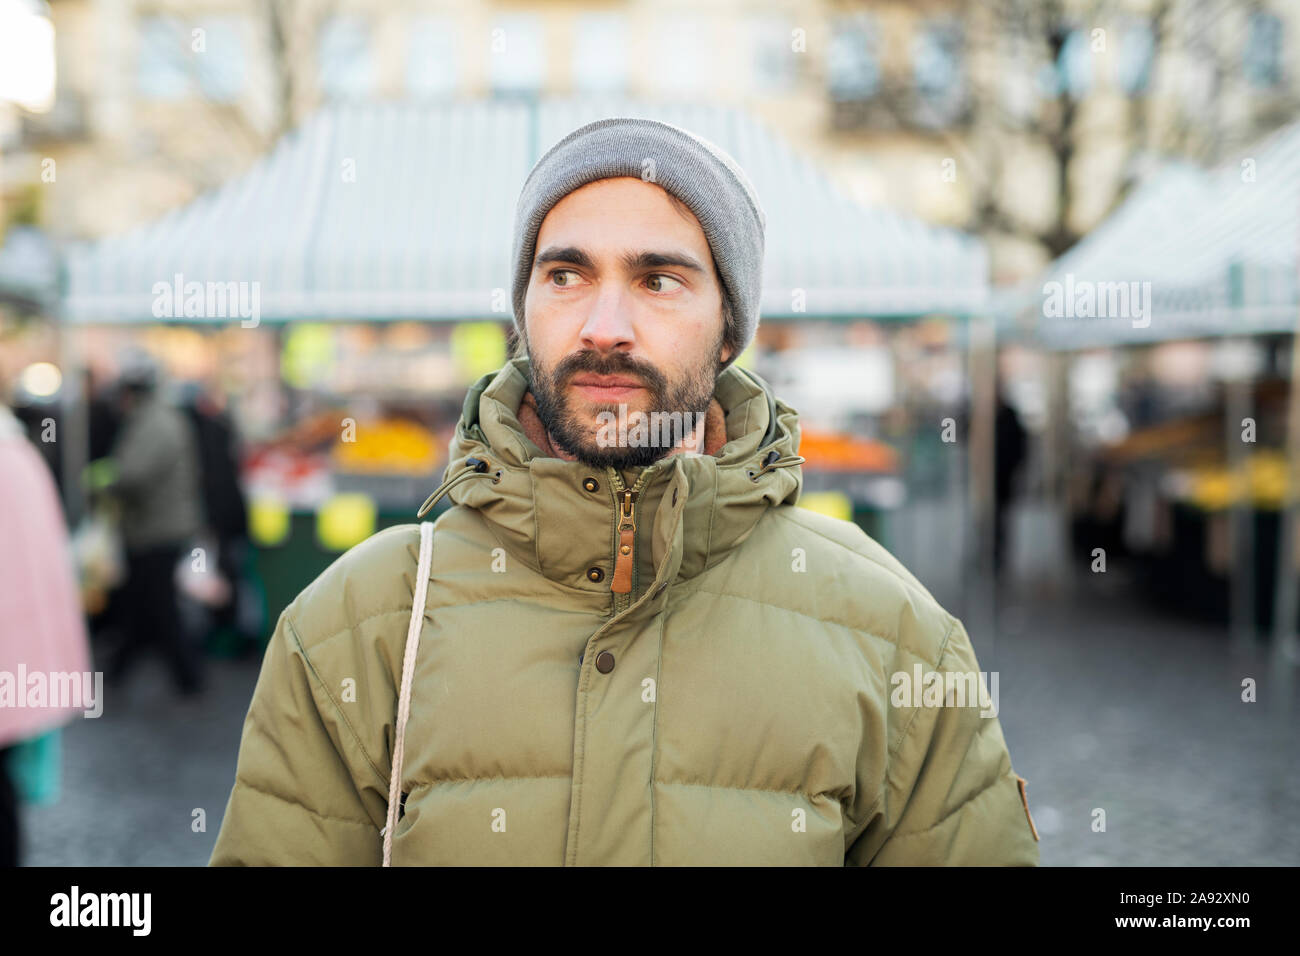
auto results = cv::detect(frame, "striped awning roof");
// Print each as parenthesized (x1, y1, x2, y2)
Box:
(0, 225, 59, 312)
(1027, 121, 1300, 349)
(62, 97, 989, 324)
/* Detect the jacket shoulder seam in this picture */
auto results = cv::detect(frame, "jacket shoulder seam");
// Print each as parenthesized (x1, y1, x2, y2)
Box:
(285, 615, 390, 789)
(891, 614, 960, 757)
(850, 614, 960, 840)
(293, 606, 413, 653)
(767, 507, 940, 609)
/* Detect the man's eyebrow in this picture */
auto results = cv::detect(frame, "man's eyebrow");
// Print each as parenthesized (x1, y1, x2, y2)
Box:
(534, 246, 595, 270)
(620, 250, 707, 274)
(533, 246, 707, 275)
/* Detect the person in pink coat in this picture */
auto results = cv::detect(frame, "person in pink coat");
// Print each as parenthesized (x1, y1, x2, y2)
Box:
(0, 400, 93, 866)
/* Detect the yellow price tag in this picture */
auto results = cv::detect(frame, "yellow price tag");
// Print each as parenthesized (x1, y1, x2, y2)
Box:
(281, 324, 336, 389)
(451, 322, 507, 382)
(798, 491, 853, 522)
(249, 497, 291, 547)
(316, 493, 377, 552)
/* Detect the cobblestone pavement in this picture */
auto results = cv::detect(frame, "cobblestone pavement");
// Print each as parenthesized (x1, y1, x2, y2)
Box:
(989, 574, 1299, 867)
(20, 647, 260, 867)
(19, 574, 1300, 866)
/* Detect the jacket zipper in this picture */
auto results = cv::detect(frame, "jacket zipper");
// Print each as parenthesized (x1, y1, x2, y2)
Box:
(607, 467, 650, 612)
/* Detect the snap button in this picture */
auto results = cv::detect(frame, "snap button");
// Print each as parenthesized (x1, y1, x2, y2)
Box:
(620, 544, 631, 555)
(583, 477, 599, 493)
(595, 651, 615, 674)
(587, 567, 604, 583)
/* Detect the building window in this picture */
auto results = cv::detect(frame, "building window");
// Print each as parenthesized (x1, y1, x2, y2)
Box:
(750, 16, 797, 93)
(1243, 12, 1283, 88)
(1118, 22, 1154, 95)
(653, 13, 704, 94)
(912, 20, 966, 126)
(995, 34, 1037, 121)
(572, 12, 626, 93)
(408, 16, 458, 95)
(1055, 27, 1093, 98)
(318, 15, 373, 99)
(137, 16, 192, 100)
(489, 13, 544, 95)
(195, 16, 246, 103)
(827, 13, 879, 102)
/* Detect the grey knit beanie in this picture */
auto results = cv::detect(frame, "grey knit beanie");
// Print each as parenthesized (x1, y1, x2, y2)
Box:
(510, 116, 767, 371)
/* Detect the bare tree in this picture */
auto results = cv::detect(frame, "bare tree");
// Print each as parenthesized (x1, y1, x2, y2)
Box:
(834, 0, 1300, 263)
(136, 0, 338, 190)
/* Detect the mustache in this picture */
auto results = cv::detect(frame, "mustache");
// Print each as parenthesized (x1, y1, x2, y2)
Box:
(555, 351, 667, 393)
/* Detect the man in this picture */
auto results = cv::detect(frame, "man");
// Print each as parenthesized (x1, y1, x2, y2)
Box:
(211, 117, 1039, 865)
(93, 355, 206, 696)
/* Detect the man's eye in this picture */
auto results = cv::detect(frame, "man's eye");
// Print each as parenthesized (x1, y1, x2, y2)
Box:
(645, 274, 683, 293)
(550, 269, 580, 286)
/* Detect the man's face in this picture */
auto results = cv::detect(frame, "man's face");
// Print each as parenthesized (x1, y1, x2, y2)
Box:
(522, 176, 733, 469)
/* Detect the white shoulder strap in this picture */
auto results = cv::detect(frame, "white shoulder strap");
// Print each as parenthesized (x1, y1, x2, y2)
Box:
(382, 521, 435, 866)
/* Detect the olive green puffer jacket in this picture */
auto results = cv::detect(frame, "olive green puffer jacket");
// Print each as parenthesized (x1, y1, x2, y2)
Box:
(210, 357, 1039, 866)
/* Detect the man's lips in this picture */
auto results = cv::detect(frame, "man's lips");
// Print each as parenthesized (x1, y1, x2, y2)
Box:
(569, 375, 645, 399)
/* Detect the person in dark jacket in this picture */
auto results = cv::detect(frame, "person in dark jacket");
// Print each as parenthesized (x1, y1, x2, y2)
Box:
(994, 387, 1029, 577)
(93, 356, 206, 696)
(180, 380, 255, 653)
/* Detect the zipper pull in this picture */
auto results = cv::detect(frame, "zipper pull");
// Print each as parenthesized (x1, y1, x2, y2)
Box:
(611, 489, 637, 593)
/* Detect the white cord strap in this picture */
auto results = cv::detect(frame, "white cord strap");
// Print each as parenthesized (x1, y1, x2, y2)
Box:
(382, 521, 435, 866)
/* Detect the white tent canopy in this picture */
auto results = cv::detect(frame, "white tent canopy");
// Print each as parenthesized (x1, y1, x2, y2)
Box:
(1027, 120, 1300, 349)
(62, 97, 990, 324)
(0, 225, 59, 311)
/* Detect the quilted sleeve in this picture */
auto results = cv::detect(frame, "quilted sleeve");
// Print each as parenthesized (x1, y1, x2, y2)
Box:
(845, 616, 1040, 866)
(208, 606, 389, 866)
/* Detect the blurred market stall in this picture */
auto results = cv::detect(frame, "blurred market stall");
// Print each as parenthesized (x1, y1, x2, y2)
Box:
(59, 97, 994, 630)
(0, 224, 60, 315)
(1015, 118, 1300, 654)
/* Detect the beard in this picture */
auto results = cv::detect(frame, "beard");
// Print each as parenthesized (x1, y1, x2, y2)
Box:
(529, 333, 724, 469)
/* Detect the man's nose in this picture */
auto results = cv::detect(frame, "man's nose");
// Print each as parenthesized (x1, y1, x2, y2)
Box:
(579, 284, 635, 353)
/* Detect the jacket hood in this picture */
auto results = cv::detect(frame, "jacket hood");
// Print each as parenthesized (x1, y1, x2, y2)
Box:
(418, 356, 804, 595)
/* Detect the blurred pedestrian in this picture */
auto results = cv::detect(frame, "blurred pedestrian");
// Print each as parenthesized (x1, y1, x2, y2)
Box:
(85, 366, 122, 462)
(8, 376, 62, 496)
(0, 399, 93, 866)
(91, 354, 206, 696)
(83, 366, 126, 643)
(180, 380, 255, 654)
(994, 387, 1029, 577)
